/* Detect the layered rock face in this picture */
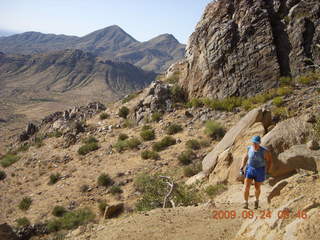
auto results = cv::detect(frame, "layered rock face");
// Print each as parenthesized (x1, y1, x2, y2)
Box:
(179, 0, 320, 98)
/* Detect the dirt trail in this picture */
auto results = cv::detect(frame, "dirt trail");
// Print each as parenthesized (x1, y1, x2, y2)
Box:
(66, 183, 272, 240)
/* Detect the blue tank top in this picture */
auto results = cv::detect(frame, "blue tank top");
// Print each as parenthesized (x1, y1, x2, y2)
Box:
(247, 145, 267, 168)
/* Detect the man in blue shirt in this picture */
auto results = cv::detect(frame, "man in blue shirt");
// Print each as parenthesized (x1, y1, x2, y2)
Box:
(239, 136, 273, 209)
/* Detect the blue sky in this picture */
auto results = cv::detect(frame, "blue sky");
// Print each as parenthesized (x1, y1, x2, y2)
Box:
(0, 0, 212, 43)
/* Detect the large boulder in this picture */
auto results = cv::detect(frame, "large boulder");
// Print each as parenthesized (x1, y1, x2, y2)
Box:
(187, 107, 271, 185)
(261, 116, 314, 177)
(0, 223, 18, 240)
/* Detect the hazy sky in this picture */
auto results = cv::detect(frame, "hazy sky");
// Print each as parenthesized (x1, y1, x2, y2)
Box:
(0, 0, 213, 43)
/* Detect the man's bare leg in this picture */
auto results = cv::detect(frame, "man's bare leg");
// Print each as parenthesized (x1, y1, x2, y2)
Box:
(243, 178, 253, 208)
(254, 181, 263, 209)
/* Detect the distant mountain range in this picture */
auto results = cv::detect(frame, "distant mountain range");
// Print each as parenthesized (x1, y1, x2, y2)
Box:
(0, 25, 185, 72)
(0, 49, 156, 100)
(0, 29, 17, 37)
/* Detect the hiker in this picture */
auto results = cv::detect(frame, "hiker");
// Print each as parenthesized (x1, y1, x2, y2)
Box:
(239, 136, 272, 209)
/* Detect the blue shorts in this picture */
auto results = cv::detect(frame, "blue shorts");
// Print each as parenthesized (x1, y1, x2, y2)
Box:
(245, 165, 265, 182)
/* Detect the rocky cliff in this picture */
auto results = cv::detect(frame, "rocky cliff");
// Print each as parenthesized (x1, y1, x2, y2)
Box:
(177, 0, 320, 98)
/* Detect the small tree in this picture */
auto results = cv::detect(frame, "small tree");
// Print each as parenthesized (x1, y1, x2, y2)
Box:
(118, 106, 130, 119)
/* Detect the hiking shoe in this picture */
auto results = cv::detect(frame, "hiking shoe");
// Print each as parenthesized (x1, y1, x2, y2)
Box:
(243, 202, 249, 209)
(254, 200, 259, 209)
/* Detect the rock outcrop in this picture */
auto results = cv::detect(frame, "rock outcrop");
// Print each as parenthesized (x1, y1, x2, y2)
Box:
(178, 0, 320, 98)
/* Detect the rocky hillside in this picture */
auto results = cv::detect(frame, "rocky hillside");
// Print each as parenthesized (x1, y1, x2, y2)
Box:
(171, 0, 320, 98)
(0, 25, 185, 72)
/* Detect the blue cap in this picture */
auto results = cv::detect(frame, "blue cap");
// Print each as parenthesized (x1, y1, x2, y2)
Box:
(251, 136, 261, 143)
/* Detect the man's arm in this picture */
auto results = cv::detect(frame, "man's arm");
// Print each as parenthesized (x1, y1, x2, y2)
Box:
(264, 150, 273, 174)
(240, 153, 248, 170)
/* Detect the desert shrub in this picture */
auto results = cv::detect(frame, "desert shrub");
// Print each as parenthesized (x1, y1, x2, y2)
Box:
(18, 197, 32, 211)
(82, 136, 98, 144)
(16, 143, 31, 152)
(109, 185, 123, 195)
(16, 217, 31, 227)
(241, 99, 254, 110)
(47, 131, 63, 138)
(204, 120, 225, 140)
(178, 150, 196, 165)
(122, 92, 139, 103)
(165, 123, 183, 135)
(314, 116, 320, 140)
(183, 163, 202, 177)
(0, 153, 20, 168)
(151, 112, 163, 122)
(272, 96, 283, 106)
(199, 138, 211, 147)
(140, 128, 155, 141)
(152, 136, 176, 152)
(141, 150, 160, 160)
(99, 112, 109, 120)
(80, 184, 89, 193)
(47, 208, 95, 232)
(134, 173, 200, 211)
(205, 184, 228, 198)
(141, 125, 152, 130)
(78, 142, 99, 155)
(73, 121, 85, 133)
(296, 72, 320, 85)
(0, 170, 7, 181)
(202, 97, 243, 112)
(113, 140, 128, 152)
(97, 173, 113, 187)
(276, 86, 293, 96)
(185, 139, 201, 150)
(118, 133, 129, 141)
(49, 173, 61, 185)
(118, 106, 130, 119)
(170, 84, 188, 103)
(123, 119, 135, 128)
(34, 135, 45, 148)
(126, 137, 141, 149)
(98, 201, 108, 215)
(52, 206, 68, 217)
(186, 98, 204, 108)
(272, 107, 291, 119)
(279, 76, 293, 86)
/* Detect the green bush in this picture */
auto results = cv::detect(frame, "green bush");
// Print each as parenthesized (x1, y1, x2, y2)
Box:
(141, 150, 160, 160)
(204, 120, 225, 140)
(186, 98, 204, 108)
(118, 133, 129, 141)
(49, 173, 61, 185)
(18, 197, 32, 211)
(140, 128, 155, 141)
(16, 217, 31, 227)
(118, 106, 130, 119)
(126, 137, 141, 149)
(241, 99, 254, 110)
(34, 135, 45, 148)
(0, 170, 6, 181)
(170, 84, 188, 103)
(202, 97, 243, 112)
(178, 150, 196, 165)
(113, 140, 128, 152)
(78, 142, 99, 155)
(152, 136, 176, 152)
(165, 123, 183, 135)
(279, 76, 293, 86)
(183, 163, 202, 177)
(52, 206, 67, 217)
(98, 201, 108, 215)
(151, 112, 163, 122)
(97, 173, 113, 187)
(272, 107, 291, 119)
(99, 113, 109, 120)
(82, 136, 98, 144)
(47, 131, 63, 138)
(185, 139, 201, 150)
(47, 208, 95, 232)
(314, 116, 320, 140)
(276, 86, 293, 96)
(0, 153, 19, 168)
(272, 96, 283, 106)
(109, 185, 123, 195)
(205, 184, 227, 198)
(296, 72, 320, 85)
(134, 173, 200, 211)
